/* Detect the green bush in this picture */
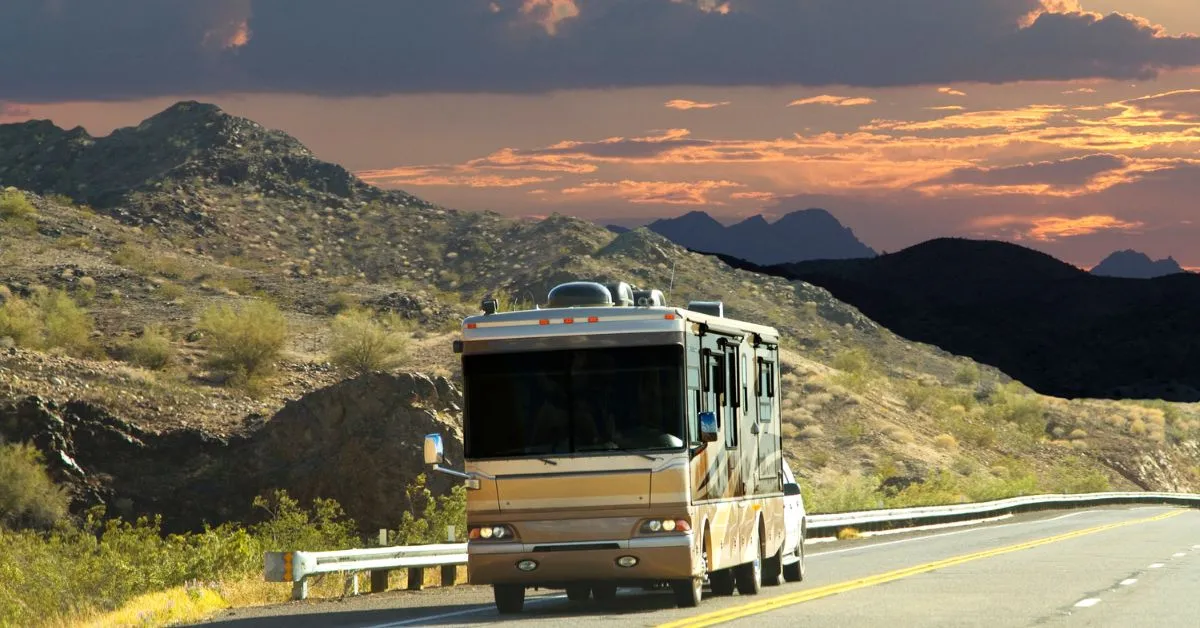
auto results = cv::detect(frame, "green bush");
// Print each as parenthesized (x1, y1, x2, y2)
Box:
(328, 308, 410, 376)
(198, 300, 288, 387)
(0, 489, 358, 627)
(0, 189, 37, 233)
(0, 442, 71, 530)
(0, 295, 44, 348)
(125, 324, 175, 370)
(39, 289, 96, 357)
(0, 291, 97, 357)
(392, 474, 467, 545)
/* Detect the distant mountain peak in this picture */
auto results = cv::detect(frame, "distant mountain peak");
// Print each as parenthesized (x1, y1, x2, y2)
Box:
(1091, 249, 1186, 279)
(645, 208, 875, 265)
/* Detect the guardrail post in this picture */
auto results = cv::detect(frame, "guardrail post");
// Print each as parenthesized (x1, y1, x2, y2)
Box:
(292, 579, 308, 601)
(371, 569, 389, 593)
(407, 568, 424, 591)
(440, 565, 457, 586)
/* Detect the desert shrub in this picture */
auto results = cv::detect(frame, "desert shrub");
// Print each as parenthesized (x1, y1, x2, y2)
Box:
(251, 490, 358, 552)
(328, 308, 410, 376)
(158, 281, 186, 301)
(832, 347, 871, 374)
(392, 474, 468, 545)
(326, 291, 360, 315)
(933, 433, 959, 451)
(75, 276, 98, 305)
(954, 363, 981, 386)
(0, 291, 96, 356)
(0, 489, 357, 627)
(0, 189, 37, 233)
(1044, 457, 1110, 493)
(489, 289, 534, 313)
(804, 473, 881, 514)
(0, 295, 44, 348)
(39, 289, 96, 357)
(198, 300, 288, 387)
(112, 245, 193, 281)
(0, 442, 71, 530)
(125, 324, 175, 370)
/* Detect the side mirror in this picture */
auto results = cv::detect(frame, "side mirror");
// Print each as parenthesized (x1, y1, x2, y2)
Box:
(424, 433, 445, 465)
(699, 411, 719, 443)
(783, 483, 801, 496)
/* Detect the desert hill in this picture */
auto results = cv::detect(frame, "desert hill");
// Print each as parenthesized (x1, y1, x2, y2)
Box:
(0, 104, 1197, 535)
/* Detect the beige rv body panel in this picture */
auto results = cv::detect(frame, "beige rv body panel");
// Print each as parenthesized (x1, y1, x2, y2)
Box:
(459, 305, 785, 586)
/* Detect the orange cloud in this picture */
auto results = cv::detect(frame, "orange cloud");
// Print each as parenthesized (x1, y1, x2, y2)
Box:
(926, 105, 966, 111)
(788, 95, 876, 107)
(970, 214, 1145, 241)
(1062, 87, 1097, 94)
(561, 179, 744, 205)
(357, 166, 556, 188)
(665, 99, 730, 110)
(730, 191, 779, 201)
(520, 0, 580, 35)
(672, 0, 731, 14)
(867, 105, 1066, 132)
(938, 87, 967, 97)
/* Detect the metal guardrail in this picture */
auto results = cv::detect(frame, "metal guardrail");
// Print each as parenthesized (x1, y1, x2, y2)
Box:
(805, 491, 1200, 537)
(264, 491, 1200, 600)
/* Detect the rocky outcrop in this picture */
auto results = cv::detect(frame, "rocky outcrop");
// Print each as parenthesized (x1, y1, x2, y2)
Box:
(0, 372, 463, 533)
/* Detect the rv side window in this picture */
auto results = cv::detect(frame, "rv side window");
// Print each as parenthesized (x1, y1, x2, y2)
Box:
(765, 360, 776, 398)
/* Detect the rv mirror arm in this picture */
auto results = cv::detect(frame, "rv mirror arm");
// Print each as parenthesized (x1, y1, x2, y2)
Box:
(431, 463, 481, 490)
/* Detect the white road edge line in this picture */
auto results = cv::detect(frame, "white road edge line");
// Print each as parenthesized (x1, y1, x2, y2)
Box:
(367, 594, 566, 628)
(1075, 598, 1102, 608)
(809, 509, 1102, 557)
(1149, 563, 1164, 569)
(1120, 579, 1138, 586)
(1172, 552, 1186, 558)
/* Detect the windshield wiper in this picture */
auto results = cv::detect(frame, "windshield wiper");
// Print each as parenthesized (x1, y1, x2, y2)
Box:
(539, 458, 558, 465)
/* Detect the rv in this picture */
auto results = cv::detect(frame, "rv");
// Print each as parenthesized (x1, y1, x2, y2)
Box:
(422, 280, 805, 613)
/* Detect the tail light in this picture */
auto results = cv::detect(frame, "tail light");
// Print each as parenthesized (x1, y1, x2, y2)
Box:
(639, 518, 691, 534)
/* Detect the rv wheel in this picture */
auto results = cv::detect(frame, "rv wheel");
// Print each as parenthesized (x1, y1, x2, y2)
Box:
(762, 545, 784, 587)
(734, 529, 763, 595)
(671, 577, 703, 608)
(494, 584, 525, 614)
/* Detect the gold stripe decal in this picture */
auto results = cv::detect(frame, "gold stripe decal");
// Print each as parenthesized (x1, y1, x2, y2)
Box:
(658, 510, 1184, 628)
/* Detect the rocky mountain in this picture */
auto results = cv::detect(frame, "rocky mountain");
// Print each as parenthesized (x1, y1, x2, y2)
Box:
(0, 102, 1197, 534)
(720, 238, 1200, 401)
(1091, 249, 1188, 278)
(646, 208, 877, 265)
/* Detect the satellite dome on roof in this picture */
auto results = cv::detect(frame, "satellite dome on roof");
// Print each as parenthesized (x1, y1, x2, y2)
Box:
(547, 282, 615, 308)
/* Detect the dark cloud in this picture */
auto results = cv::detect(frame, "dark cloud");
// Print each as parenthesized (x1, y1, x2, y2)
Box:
(933, 154, 1129, 187)
(2, 0, 1200, 101)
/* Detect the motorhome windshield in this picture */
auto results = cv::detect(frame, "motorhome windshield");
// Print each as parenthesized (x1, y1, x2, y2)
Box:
(463, 345, 685, 459)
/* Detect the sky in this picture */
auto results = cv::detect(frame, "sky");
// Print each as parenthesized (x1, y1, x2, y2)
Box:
(2, 1, 1200, 269)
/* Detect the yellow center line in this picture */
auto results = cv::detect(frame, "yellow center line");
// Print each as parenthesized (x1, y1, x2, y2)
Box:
(658, 510, 1185, 628)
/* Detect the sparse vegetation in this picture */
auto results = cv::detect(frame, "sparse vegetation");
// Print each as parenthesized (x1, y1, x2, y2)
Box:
(125, 324, 176, 370)
(198, 300, 288, 389)
(0, 189, 38, 233)
(0, 290, 97, 357)
(328, 308, 411, 376)
(0, 442, 71, 530)
(0, 473, 461, 627)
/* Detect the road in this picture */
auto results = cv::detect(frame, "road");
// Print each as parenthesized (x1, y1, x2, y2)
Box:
(197, 506, 1199, 628)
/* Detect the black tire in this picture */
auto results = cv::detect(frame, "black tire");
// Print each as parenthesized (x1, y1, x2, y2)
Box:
(734, 529, 763, 596)
(709, 569, 735, 596)
(671, 577, 703, 608)
(566, 584, 590, 602)
(592, 583, 618, 604)
(783, 540, 806, 583)
(494, 584, 525, 614)
(762, 545, 784, 587)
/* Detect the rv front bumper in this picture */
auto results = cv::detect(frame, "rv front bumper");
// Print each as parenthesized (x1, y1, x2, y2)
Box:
(468, 533, 696, 585)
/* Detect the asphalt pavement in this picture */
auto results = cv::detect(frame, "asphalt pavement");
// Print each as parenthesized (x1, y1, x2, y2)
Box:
(195, 505, 1199, 628)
